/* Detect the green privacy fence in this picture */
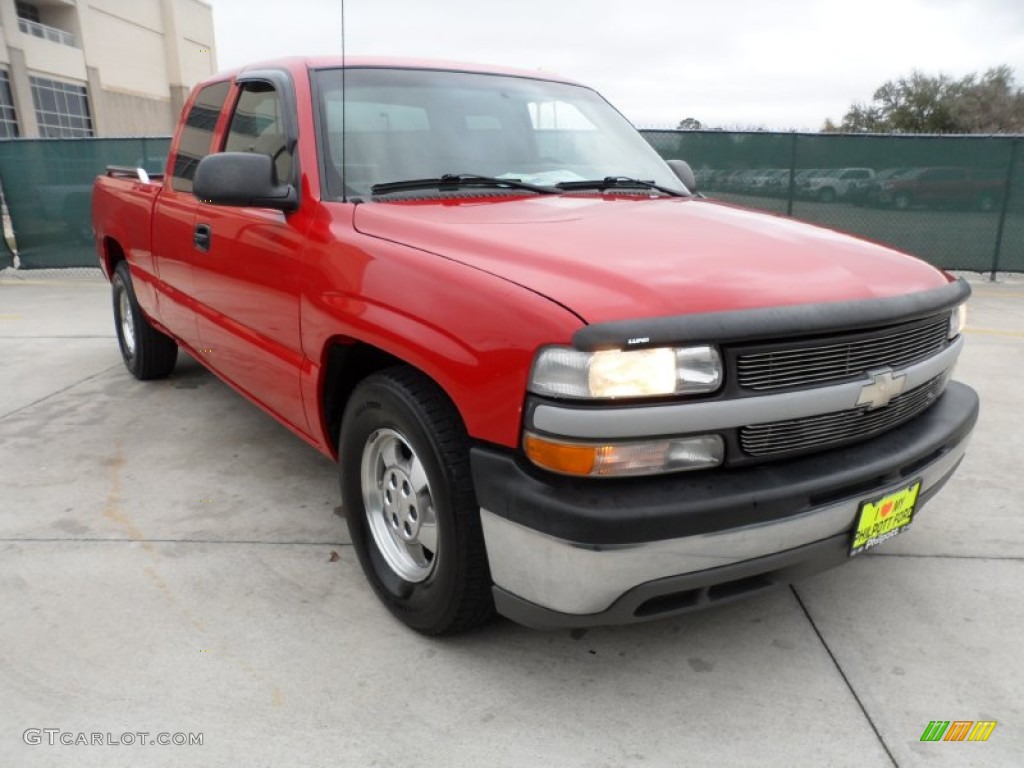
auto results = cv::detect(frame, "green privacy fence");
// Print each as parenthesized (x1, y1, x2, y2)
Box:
(639, 130, 1023, 274)
(0, 133, 1021, 272)
(0, 137, 170, 269)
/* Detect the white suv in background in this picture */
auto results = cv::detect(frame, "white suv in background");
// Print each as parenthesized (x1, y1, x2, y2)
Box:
(803, 167, 875, 202)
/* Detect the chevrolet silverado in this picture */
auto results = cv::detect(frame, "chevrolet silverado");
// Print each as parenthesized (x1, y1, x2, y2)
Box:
(92, 57, 978, 634)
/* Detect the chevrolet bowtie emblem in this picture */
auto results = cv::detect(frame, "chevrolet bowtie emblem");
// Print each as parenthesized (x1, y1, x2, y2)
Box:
(857, 369, 907, 410)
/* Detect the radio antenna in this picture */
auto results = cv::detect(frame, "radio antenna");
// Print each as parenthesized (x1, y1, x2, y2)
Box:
(340, 0, 347, 202)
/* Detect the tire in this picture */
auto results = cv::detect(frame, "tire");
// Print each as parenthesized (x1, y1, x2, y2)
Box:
(817, 187, 836, 203)
(339, 367, 493, 634)
(112, 261, 178, 380)
(892, 192, 912, 210)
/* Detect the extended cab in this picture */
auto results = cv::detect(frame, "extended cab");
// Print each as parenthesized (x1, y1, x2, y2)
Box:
(92, 58, 978, 634)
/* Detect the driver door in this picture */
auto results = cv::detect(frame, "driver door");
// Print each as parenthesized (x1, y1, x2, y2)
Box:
(189, 75, 311, 435)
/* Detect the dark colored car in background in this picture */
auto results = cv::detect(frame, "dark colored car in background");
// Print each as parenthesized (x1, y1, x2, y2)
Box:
(872, 167, 1004, 211)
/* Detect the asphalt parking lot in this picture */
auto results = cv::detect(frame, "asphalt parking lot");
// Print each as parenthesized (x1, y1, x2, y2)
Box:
(1, 268, 1022, 768)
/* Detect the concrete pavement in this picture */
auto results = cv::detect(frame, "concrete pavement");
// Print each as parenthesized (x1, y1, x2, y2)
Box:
(1, 270, 1021, 767)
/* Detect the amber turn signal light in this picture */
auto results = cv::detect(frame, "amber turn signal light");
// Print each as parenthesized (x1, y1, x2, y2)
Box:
(523, 431, 725, 478)
(523, 433, 597, 476)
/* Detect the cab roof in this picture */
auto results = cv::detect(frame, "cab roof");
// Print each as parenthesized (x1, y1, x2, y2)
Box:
(211, 56, 583, 87)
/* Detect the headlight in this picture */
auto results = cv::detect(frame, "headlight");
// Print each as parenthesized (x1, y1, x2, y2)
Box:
(949, 303, 967, 339)
(529, 345, 722, 399)
(524, 432, 724, 477)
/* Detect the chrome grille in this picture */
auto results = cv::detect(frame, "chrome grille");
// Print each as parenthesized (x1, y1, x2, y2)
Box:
(737, 315, 950, 391)
(740, 375, 947, 457)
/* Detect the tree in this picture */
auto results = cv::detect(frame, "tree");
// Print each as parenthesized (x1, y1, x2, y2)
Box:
(825, 67, 1024, 133)
(676, 117, 703, 130)
(950, 66, 1024, 133)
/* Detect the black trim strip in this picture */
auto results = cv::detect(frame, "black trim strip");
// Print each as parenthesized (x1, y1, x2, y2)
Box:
(572, 278, 970, 351)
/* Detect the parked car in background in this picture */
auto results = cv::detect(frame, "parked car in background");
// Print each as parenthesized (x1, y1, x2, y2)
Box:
(764, 168, 793, 197)
(742, 168, 783, 195)
(799, 168, 875, 203)
(849, 167, 913, 207)
(874, 166, 1005, 211)
(694, 167, 718, 189)
(792, 168, 829, 197)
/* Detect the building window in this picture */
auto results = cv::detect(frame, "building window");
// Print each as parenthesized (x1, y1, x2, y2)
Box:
(17, 1, 76, 47)
(16, 2, 41, 23)
(0, 71, 19, 138)
(30, 77, 93, 138)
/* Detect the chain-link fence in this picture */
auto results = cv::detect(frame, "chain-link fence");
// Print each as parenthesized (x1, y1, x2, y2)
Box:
(0, 137, 170, 269)
(0, 133, 1021, 272)
(641, 130, 1023, 274)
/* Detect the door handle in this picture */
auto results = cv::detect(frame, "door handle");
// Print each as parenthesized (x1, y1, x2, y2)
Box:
(194, 223, 212, 252)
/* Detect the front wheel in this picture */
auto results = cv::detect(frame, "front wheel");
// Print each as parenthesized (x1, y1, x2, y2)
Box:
(112, 261, 177, 380)
(339, 367, 492, 634)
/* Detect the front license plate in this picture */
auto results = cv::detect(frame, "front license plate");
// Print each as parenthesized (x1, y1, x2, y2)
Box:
(849, 480, 922, 556)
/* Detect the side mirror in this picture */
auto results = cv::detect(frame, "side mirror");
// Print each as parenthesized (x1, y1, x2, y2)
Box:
(667, 159, 698, 194)
(193, 152, 297, 211)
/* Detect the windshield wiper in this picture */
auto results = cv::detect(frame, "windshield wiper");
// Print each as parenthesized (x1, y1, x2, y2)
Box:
(371, 173, 557, 196)
(555, 176, 688, 197)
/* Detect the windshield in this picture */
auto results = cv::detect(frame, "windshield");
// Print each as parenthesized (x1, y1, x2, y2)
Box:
(313, 67, 685, 198)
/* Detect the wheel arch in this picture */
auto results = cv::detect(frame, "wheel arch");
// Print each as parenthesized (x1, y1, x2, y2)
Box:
(101, 236, 127, 281)
(318, 338, 469, 459)
(321, 340, 400, 455)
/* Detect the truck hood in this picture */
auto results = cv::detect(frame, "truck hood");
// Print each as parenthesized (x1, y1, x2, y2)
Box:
(353, 196, 948, 324)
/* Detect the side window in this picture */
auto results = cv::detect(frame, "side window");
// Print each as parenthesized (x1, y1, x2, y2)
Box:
(224, 82, 293, 184)
(171, 81, 230, 193)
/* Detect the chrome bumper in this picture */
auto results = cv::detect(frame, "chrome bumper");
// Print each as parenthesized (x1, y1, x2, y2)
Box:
(480, 435, 968, 617)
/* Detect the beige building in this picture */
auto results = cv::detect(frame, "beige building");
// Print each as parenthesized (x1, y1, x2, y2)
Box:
(0, 0, 217, 138)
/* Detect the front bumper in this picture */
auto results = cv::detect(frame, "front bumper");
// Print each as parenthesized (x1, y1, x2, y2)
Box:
(472, 382, 978, 628)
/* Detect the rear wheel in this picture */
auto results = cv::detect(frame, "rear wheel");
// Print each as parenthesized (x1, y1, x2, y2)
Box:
(892, 192, 913, 210)
(112, 261, 177, 380)
(339, 367, 492, 634)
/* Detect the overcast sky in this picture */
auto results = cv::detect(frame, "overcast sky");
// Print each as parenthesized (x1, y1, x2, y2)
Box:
(208, 0, 1024, 130)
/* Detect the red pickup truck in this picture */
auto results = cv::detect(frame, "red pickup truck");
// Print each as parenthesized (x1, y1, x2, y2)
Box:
(92, 57, 978, 634)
